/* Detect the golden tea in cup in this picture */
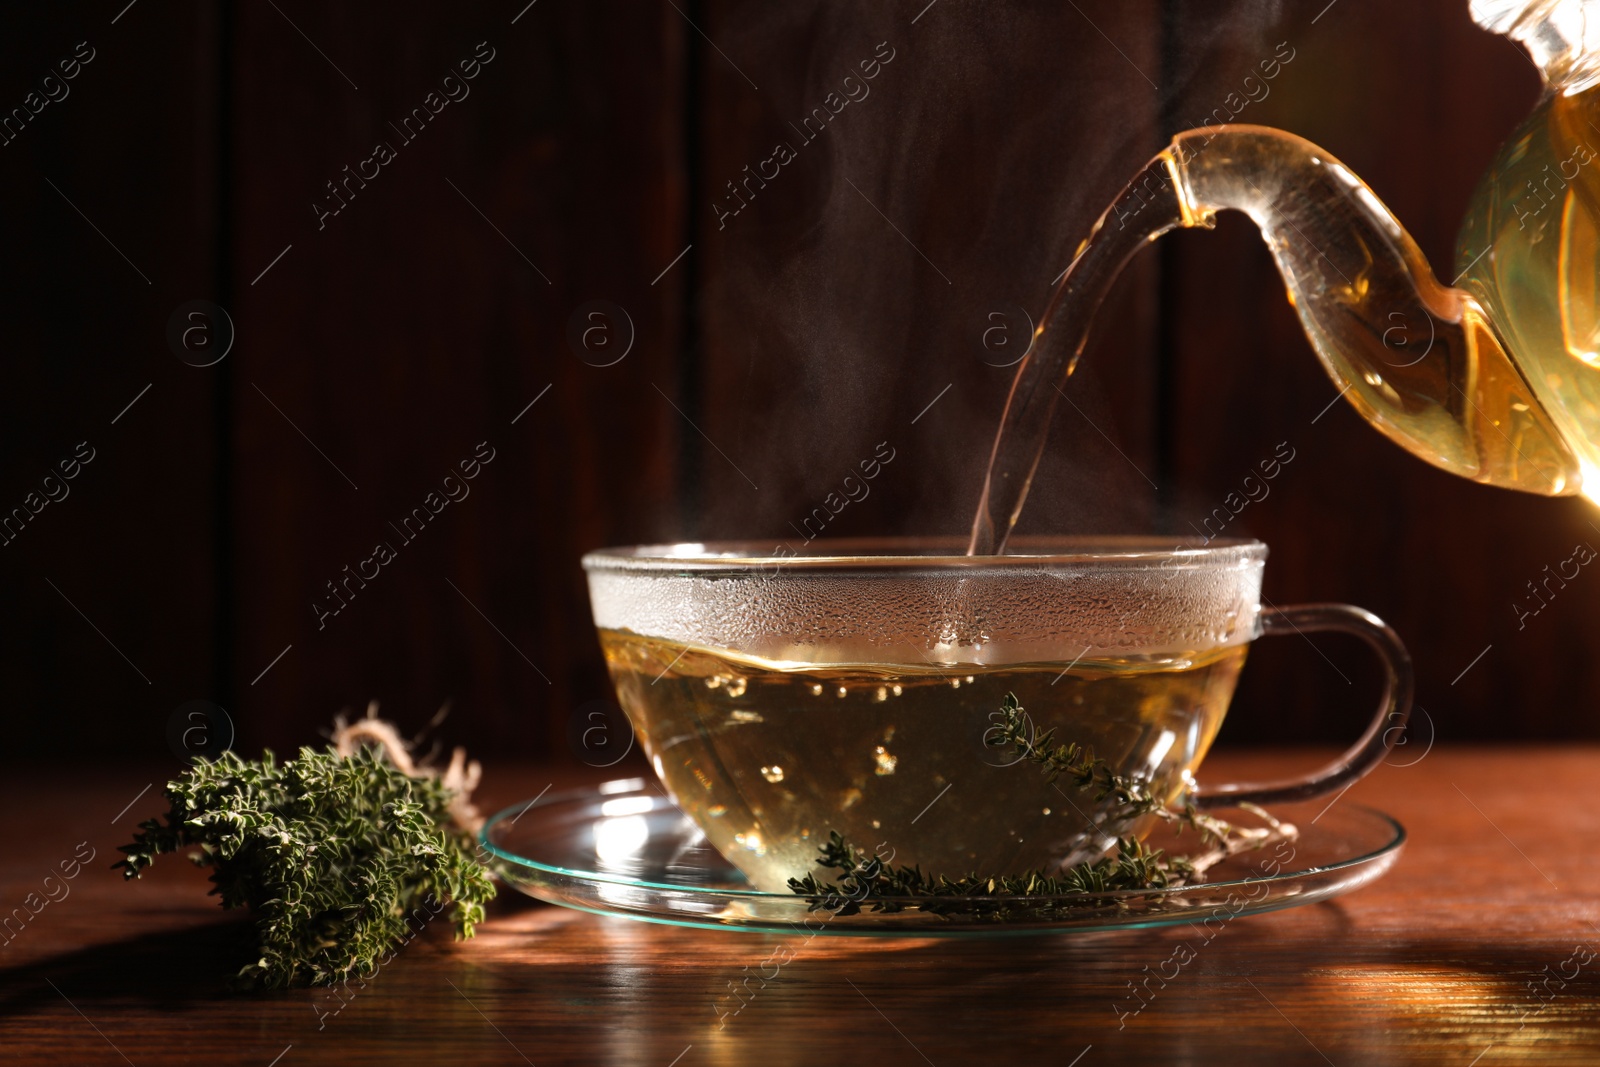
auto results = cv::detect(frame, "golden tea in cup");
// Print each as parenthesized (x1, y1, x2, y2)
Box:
(583, 538, 1410, 893)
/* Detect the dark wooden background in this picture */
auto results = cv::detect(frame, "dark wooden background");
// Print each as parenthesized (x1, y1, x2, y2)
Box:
(0, 0, 1588, 768)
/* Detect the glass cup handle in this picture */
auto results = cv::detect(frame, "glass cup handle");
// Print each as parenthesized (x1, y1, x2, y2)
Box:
(1192, 603, 1413, 811)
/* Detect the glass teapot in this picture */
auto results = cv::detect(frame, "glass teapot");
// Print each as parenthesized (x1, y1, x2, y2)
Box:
(995, 0, 1600, 529)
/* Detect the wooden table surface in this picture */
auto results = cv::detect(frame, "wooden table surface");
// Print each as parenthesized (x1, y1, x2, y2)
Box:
(2, 748, 1597, 1066)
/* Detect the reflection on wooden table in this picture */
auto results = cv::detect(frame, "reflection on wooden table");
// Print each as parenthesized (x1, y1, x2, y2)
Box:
(1, 748, 1595, 1065)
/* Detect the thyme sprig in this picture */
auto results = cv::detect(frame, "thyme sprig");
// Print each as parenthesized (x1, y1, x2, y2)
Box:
(988, 691, 1288, 867)
(986, 691, 1165, 821)
(116, 736, 496, 990)
(787, 830, 1190, 918)
(788, 691, 1297, 919)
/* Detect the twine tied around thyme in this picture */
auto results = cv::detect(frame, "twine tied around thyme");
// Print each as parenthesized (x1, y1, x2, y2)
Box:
(331, 701, 485, 835)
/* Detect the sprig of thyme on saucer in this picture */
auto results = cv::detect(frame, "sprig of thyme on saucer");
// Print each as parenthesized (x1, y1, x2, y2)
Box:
(789, 692, 1297, 917)
(787, 829, 1189, 918)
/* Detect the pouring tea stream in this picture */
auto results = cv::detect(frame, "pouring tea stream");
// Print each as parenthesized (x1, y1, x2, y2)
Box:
(971, 0, 1600, 555)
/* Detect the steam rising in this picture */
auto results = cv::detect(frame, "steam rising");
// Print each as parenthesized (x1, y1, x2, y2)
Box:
(683, 2, 1291, 547)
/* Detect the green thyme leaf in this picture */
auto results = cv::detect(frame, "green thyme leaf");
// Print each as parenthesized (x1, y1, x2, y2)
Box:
(115, 744, 495, 990)
(986, 691, 1164, 818)
(792, 692, 1294, 919)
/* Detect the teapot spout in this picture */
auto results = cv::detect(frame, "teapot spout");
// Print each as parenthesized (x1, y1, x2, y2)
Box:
(1163, 125, 1580, 496)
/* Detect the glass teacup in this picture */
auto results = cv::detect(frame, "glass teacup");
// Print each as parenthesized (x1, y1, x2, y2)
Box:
(583, 537, 1411, 893)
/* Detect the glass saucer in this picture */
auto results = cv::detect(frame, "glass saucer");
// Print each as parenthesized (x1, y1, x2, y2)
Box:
(480, 778, 1405, 935)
